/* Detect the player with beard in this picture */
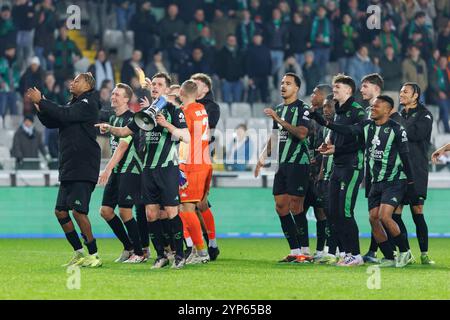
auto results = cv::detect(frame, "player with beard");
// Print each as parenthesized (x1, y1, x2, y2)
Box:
(255, 73, 311, 263)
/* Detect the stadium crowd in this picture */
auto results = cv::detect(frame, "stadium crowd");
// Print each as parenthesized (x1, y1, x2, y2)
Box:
(0, 0, 449, 168)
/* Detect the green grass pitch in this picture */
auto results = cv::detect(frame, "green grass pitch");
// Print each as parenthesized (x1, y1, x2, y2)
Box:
(0, 238, 449, 300)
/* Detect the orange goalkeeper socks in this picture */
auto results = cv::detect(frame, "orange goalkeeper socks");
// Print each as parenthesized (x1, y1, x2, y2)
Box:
(201, 208, 216, 241)
(180, 211, 205, 250)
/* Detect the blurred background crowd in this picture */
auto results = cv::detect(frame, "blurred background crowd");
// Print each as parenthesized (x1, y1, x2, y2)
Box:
(0, 0, 449, 172)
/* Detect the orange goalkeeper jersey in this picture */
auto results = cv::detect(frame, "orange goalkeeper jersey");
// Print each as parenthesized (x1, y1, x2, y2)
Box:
(179, 102, 212, 171)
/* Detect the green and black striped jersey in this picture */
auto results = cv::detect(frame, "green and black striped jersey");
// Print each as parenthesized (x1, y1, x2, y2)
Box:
(128, 103, 187, 169)
(328, 119, 409, 183)
(109, 110, 143, 174)
(272, 99, 311, 165)
(321, 127, 334, 181)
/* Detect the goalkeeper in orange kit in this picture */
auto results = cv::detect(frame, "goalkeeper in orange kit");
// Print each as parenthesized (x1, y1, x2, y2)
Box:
(178, 80, 213, 264)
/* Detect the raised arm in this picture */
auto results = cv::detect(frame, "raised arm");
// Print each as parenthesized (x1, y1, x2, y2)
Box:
(95, 123, 134, 138)
(264, 108, 308, 140)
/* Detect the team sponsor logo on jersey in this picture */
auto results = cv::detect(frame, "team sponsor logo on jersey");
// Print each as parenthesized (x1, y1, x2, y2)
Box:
(279, 130, 288, 142)
(401, 130, 408, 142)
(81, 98, 88, 103)
(346, 111, 352, 117)
(147, 131, 162, 144)
(369, 135, 383, 160)
(384, 127, 390, 134)
(303, 110, 310, 121)
(425, 115, 432, 120)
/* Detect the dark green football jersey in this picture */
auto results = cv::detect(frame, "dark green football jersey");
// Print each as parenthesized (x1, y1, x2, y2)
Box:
(128, 103, 187, 169)
(109, 110, 143, 174)
(272, 99, 311, 165)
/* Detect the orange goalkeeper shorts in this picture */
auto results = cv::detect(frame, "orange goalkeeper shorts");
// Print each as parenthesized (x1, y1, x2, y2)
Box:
(180, 166, 212, 203)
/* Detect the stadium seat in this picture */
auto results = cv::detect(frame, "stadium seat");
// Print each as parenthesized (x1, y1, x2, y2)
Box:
(247, 118, 270, 130)
(218, 102, 230, 120)
(3, 115, 21, 130)
(252, 103, 267, 118)
(103, 29, 134, 61)
(3, 130, 14, 151)
(225, 117, 246, 131)
(230, 103, 252, 119)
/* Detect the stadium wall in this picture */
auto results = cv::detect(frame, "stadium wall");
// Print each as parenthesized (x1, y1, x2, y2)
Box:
(0, 187, 449, 238)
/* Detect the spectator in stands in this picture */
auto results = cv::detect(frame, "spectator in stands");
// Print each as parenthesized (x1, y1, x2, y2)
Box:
(277, 0, 291, 23)
(402, 11, 433, 59)
(265, 8, 289, 83)
(115, 0, 135, 31)
(249, 0, 264, 22)
(159, 4, 185, 48)
(236, 9, 261, 51)
(288, 12, 311, 70)
(379, 45, 403, 92)
(88, 49, 115, 91)
(347, 44, 380, 86)
(310, 5, 332, 81)
(429, 55, 450, 133)
(225, 123, 253, 172)
(180, 48, 212, 83)
(192, 25, 216, 66)
(19, 56, 44, 115)
(33, 0, 56, 71)
(175, 0, 204, 23)
(380, 19, 402, 57)
(437, 20, 450, 56)
(369, 36, 384, 62)
(11, 0, 35, 71)
(144, 50, 168, 78)
(48, 25, 82, 85)
(415, 0, 437, 28)
(402, 0, 418, 22)
(245, 33, 271, 104)
(278, 56, 306, 98)
(402, 44, 428, 95)
(0, 5, 16, 57)
(97, 86, 112, 158)
(302, 50, 321, 96)
(41, 73, 61, 163)
(42, 72, 62, 104)
(129, 1, 157, 65)
(211, 8, 239, 51)
(0, 45, 20, 119)
(215, 34, 245, 104)
(187, 9, 208, 42)
(11, 115, 47, 169)
(335, 13, 358, 73)
(120, 49, 143, 86)
(167, 34, 190, 84)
